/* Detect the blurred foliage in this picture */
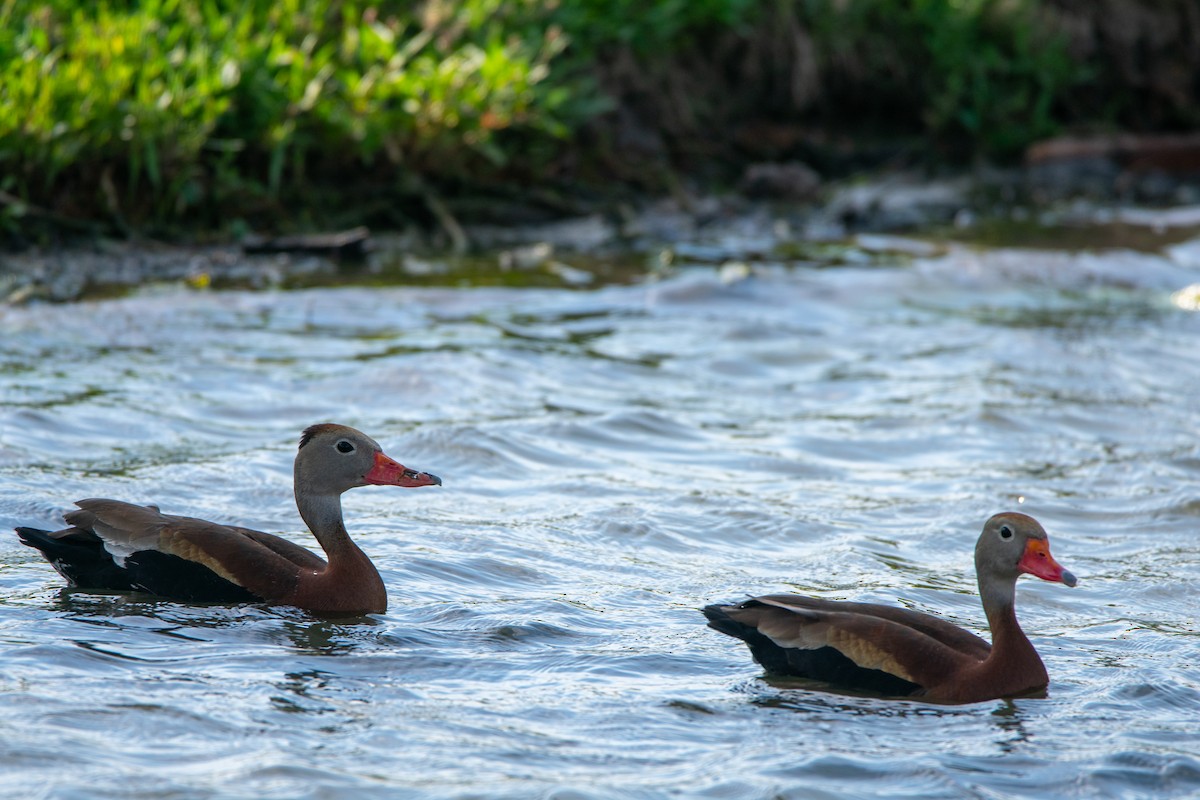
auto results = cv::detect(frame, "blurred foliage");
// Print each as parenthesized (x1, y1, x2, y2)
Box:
(799, 0, 1086, 154)
(0, 0, 1187, 235)
(549, 0, 759, 53)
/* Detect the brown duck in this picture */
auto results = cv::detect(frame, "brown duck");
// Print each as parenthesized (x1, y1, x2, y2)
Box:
(16, 423, 440, 615)
(703, 512, 1077, 703)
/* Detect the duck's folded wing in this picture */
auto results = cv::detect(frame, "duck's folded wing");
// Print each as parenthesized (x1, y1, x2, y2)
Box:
(66, 498, 306, 602)
(710, 596, 979, 692)
(755, 594, 992, 660)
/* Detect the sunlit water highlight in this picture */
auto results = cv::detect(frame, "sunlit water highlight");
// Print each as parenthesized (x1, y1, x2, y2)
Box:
(1, 236, 1199, 798)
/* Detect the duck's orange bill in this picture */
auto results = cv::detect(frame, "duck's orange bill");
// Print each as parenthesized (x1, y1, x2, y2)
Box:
(1018, 538, 1078, 587)
(364, 451, 442, 488)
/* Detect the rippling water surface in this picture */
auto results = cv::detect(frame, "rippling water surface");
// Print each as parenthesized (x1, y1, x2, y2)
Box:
(1, 230, 1199, 798)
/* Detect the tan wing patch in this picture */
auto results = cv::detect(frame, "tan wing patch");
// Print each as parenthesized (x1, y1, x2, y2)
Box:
(159, 533, 245, 586)
(827, 627, 918, 683)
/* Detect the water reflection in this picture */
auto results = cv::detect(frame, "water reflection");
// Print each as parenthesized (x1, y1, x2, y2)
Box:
(270, 669, 339, 715)
(989, 700, 1033, 754)
(753, 688, 975, 718)
(278, 616, 384, 656)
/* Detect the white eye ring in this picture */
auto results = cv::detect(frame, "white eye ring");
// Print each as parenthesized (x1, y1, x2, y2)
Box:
(336, 440, 355, 454)
(999, 525, 1013, 540)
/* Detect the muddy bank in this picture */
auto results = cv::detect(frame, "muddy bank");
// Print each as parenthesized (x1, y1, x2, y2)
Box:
(4, 161, 1200, 305)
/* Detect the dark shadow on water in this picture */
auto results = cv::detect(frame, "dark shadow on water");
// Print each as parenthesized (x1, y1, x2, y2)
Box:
(270, 668, 340, 715)
(990, 700, 1033, 753)
(278, 617, 377, 655)
(749, 675, 1047, 717)
(46, 587, 394, 656)
(747, 676, 957, 717)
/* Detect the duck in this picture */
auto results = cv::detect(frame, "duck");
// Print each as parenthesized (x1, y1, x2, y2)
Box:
(703, 512, 1077, 703)
(15, 423, 440, 615)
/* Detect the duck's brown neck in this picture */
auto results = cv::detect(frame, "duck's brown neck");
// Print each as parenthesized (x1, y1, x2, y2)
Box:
(295, 491, 387, 614)
(979, 580, 1048, 694)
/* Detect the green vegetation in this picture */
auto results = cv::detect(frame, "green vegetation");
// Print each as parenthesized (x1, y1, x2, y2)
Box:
(0, 0, 578, 234)
(801, 0, 1084, 154)
(0, 0, 1192, 237)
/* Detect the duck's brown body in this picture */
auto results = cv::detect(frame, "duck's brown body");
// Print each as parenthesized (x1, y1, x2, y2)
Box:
(16, 424, 440, 615)
(704, 513, 1076, 703)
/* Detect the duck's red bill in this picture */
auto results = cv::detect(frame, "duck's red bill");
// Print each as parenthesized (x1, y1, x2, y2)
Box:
(1018, 538, 1077, 587)
(364, 451, 442, 488)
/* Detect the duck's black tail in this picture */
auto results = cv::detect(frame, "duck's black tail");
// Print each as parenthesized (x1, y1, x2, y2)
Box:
(703, 602, 797, 675)
(16, 526, 135, 591)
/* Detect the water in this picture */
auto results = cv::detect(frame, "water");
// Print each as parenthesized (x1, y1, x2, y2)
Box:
(1, 229, 1199, 799)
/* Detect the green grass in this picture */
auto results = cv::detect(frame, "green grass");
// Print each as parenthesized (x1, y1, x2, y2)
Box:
(0, 0, 578, 233)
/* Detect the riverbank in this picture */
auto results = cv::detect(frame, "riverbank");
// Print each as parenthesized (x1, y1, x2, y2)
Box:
(5, 156, 1200, 304)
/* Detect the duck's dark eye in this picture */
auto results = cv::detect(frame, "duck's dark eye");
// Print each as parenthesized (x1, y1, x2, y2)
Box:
(336, 440, 355, 454)
(999, 525, 1013, 540)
